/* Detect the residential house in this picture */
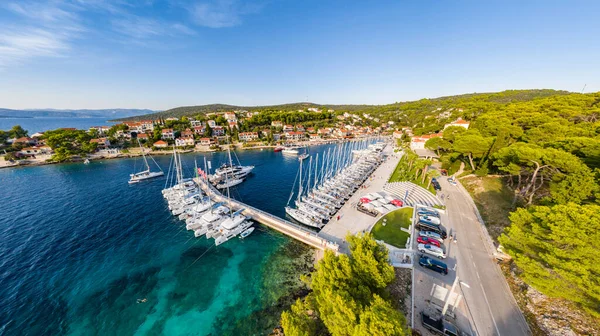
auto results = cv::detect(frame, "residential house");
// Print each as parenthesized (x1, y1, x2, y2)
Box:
(191, 120, 204, 127)
(283, 124, 294, 132)
(198, 138, 214, 146)
(309, 134, 321, 141)
(228, 121, 238, 129)
(90, 138, 111, 149)
(306, 127, 315, 133)
(207, 120, 216, 127)
(137, 133, 149, 141)
(193, 126, 206, 135)
(239, 132, 259, 142)
(393, 131, 403, 139)
(307, 107, 321, 112)
(19, 145, 53, 156)
(181, 129, 195, 139)
(444, 118, 470, 130)
(211, 126, 225, 137)
(224, 112, 237, 121)
(13, 137, 37, 146)
(295, 124, 305, 132)
(410, 133, 443, 150)
(285, 131, 305, 141)
(271, 121, 283, 127)
(272, 133, 282, 141)
(336, 115, 346, 120)
(175, 137, 195, 147)
(165, 117, 178, 121)
(161, 128, 174, 140)
(140, 120, 155, 132)
(154, 140, 168, 148)
(318, 128, 330, 136)
(89, 126, 111, 135)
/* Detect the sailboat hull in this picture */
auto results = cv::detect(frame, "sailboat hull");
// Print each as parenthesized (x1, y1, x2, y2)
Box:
(128, 171, 164, 184)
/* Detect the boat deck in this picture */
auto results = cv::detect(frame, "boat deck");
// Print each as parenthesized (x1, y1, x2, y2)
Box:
(196, 178, 341, 253)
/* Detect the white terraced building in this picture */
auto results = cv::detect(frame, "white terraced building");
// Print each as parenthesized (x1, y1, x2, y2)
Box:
(383, 181, 443, 207)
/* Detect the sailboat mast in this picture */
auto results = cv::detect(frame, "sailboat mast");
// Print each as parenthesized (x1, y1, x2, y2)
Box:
(226, 138, 234, 217)
(313, 153, 319, 189)
(306, 156, 312, 197)
(138, 138, 150, 171)
(297, 159, 303, 201)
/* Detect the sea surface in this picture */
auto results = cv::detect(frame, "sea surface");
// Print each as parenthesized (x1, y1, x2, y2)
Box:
(0, 117, 115, 134)
(0, 146, 335, 335)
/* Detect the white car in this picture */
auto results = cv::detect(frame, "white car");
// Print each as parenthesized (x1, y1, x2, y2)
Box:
(419, 215, 441, 225)
(418, 243, 446, 259)
(418, 230, 444, 242)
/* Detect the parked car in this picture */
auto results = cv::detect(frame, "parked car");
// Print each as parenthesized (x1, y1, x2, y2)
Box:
(418, 244, 447, 259)
(419, 255, 448, 275)
(418, 230, 444, 242)
(418, 209, 440, 217)
(416, 222, 448, 239)
(447, 177, 457, 186)
(421, 311, 459, 336)
(432, 178, 442, 191)
(419, 215, 441, 225)
(417, 236, 441, 247)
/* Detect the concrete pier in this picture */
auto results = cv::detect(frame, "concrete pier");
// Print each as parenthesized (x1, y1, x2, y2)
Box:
(197, 178, 340, 253)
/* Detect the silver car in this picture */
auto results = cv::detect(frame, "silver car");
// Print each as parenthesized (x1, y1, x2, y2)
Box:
(418, 243, 447, 259)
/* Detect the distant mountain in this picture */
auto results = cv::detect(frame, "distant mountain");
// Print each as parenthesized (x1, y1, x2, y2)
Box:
(114, 103, 376, 121)
(0, 108, 157, 119)
(114, 89, 571, 122)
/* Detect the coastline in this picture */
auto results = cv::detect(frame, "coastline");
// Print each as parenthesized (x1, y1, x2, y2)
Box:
(0, 139, 344, 170)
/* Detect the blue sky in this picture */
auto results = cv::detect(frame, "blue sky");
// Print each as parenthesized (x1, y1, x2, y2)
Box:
(0, 0, 599, 110)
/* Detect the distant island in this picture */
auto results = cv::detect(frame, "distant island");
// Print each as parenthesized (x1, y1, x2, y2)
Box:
(0, 115, 34, 119)
(0, 108, 158, 119)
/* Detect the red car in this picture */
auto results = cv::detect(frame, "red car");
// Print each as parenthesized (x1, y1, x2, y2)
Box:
(417, 236, 441, 247)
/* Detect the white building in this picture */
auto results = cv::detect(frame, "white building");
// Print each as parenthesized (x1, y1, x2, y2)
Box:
(444, 118, 470, 130)
(239, 132, 259, 142)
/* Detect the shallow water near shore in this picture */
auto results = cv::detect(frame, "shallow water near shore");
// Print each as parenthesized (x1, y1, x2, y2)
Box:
(0, 146, 339, 335)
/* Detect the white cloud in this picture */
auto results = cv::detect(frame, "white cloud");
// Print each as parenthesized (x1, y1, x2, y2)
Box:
(190, 0, 263, 28)
(0, 27, 70, 68)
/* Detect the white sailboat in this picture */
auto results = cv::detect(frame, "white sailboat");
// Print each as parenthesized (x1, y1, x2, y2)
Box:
(129, 138, 164, 184)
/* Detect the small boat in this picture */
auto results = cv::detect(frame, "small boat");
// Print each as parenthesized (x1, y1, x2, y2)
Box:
(274, 146, 285, 152)
(239, 227, 255, 239)
(129, 139, 164, 184)
(83, 159, 90, 164)
(282, 146, 301, 154)
(216, 177, 244, 189)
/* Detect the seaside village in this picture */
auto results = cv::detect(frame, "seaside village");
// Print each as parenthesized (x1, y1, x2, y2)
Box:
(2, 107, 470, 165)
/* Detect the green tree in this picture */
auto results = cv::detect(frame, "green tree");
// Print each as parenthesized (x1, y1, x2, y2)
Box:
(425, 137, 451, 156)
(280, 296, 325, 336)
(453, 131, 492, 170)
(441, 126, 466, 143)
(499, 203, 600, 316)
(354, 294, 409, 336)
(8, 125, 28, 139)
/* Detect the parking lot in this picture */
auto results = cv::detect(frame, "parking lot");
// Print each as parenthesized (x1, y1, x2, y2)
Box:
(411, 203, 476, 336)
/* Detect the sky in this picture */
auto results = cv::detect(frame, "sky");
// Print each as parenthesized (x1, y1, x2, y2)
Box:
(0, 0, 599, 110)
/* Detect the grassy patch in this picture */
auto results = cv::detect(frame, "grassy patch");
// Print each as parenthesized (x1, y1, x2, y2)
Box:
(388, 159, 437, 194)
(461, 176, 514, 242)
(371, 207, 413, 248)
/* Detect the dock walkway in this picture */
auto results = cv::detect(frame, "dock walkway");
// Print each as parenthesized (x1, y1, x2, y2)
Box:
(197, 178, 340, 253)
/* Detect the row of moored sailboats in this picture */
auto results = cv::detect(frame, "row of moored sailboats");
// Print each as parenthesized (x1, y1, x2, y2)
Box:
(284, 140, 386, 229)
(161, 146, 255, 245)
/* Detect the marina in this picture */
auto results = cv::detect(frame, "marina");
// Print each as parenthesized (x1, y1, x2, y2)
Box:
(159, 138, 389, 252)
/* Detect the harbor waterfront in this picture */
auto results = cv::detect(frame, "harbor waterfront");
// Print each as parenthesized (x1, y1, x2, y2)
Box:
(0, 144, 347, 335)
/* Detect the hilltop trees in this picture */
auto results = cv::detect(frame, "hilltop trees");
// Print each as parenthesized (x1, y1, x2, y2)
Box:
(499, 203, 600, 316)
(43, 129, 97, 162)
(452, 130, 492, 171)
(280, 233, 409, 336)
(492, 143, 597, 205)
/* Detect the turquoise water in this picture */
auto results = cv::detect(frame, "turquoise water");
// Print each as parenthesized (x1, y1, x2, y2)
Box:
(0, 148, 330, 335)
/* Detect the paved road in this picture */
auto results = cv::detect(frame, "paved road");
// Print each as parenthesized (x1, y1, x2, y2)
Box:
(440, 177, 530, 336)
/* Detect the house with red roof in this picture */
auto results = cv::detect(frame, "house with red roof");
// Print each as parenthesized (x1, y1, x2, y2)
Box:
(444, 118, 470, 130)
